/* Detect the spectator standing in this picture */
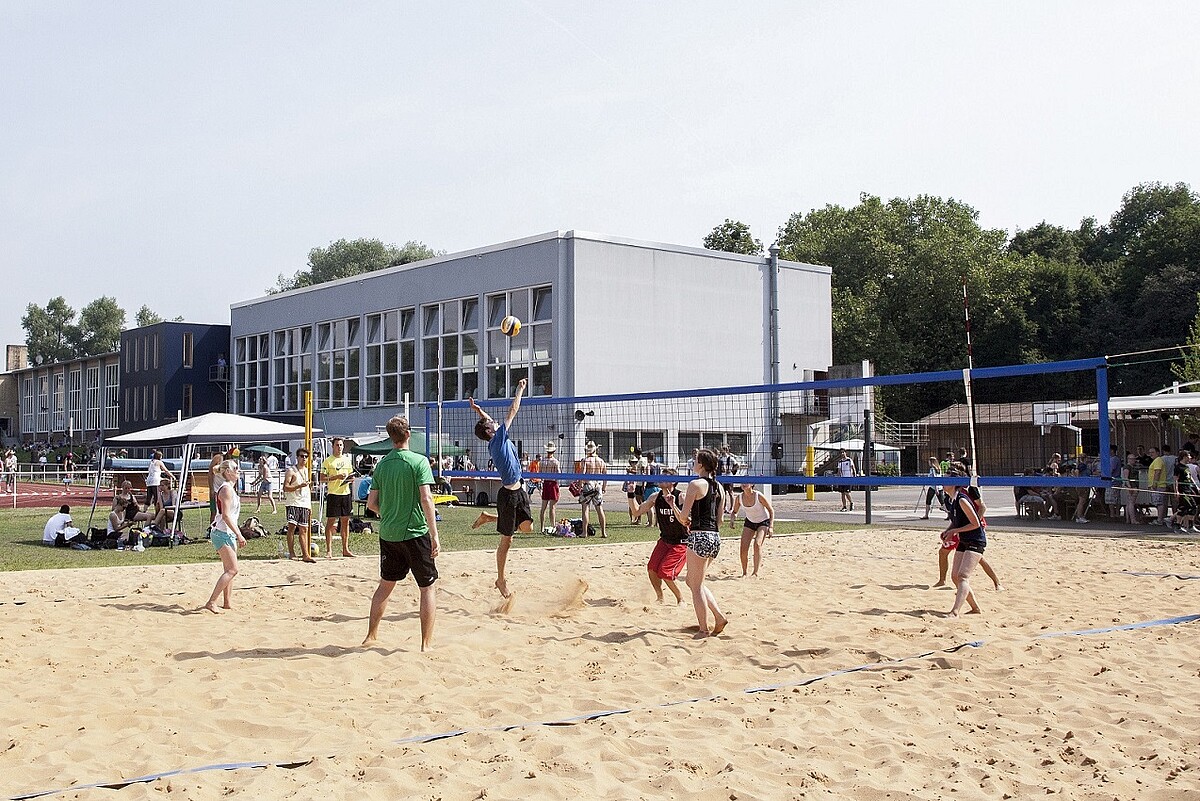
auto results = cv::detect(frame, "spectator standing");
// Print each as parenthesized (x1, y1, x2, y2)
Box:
(538, 441, 560, 532)
(283, 447, 315, 562)
(579, 440, 609, 539)
(254, 455, 277, 513)
(836, 449, 857, 512)
(145, 450, 174, 507)
(320, 437, 356, 558)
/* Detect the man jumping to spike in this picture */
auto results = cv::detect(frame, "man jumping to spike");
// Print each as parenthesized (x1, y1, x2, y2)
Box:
(469, 378, 533, 597)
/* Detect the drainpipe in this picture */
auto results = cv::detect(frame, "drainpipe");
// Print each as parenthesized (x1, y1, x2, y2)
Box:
(768, 244, 781, 488)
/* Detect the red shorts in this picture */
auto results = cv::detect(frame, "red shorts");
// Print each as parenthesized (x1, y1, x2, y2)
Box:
(541, 480, 559, 501)
(648, 539, 687, 580)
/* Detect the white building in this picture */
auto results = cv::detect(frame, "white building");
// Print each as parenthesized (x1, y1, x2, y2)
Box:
(230, 230, 833, 469)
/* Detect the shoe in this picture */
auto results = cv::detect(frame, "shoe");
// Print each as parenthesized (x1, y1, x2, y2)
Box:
(1074, 517, 1089, 524)
(920, 514, 929, 520)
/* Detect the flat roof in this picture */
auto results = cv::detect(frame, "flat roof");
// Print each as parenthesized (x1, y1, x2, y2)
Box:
(232, 229, 829, 310)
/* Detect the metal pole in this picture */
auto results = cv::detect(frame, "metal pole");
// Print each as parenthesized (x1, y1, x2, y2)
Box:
(767, 244, 782, 487)
(863, 408, 873, 524)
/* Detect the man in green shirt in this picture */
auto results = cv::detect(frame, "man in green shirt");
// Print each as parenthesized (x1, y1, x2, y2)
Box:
(363, 416, 441, 651)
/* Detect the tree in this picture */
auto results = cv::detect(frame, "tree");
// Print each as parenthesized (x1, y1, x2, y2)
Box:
(135, 306, 164, 328)
(703, 219, 763, 256)
(71, 297, 125, 356)
(21, 297, 76, 364)
(271, 238, 440, 293)
(1008, 221, 1084, 264)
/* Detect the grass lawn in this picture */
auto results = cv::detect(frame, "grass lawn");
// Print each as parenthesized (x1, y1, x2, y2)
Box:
(0, 502, 861, 572)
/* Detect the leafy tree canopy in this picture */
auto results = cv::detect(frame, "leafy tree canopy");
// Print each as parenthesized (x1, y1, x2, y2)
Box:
(135, 305, 164, 328)
(703, 219, 763, 256)
(271, 238, 440, 293)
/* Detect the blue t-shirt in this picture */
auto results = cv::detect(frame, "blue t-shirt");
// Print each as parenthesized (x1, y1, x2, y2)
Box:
(489, 423, 522, 486)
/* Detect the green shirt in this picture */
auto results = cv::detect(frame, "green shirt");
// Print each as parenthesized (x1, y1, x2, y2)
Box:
(373, 447, 434, 542)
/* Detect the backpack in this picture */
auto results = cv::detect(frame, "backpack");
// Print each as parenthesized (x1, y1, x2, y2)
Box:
(239, 516, 268, 538)
(570, 518, 596, 538)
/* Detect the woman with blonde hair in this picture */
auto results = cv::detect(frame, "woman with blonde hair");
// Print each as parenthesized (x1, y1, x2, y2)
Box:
(204, 460, 246, 613)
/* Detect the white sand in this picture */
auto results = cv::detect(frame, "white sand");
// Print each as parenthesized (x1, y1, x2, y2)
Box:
(2, 529, 1199, 800)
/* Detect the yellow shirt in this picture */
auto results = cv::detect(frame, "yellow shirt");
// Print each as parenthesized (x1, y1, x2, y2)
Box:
(321, 454, 354, 495)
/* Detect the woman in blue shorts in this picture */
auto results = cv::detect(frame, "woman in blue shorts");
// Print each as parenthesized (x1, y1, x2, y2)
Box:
(204, 460, 246, 613)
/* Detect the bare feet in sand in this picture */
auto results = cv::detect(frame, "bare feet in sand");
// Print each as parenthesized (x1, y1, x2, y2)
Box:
(494, 578, 511, 598)
(933, 580, 947, 588)
(361, 635, 377, 647)
(693, 629, 711, 639)
(342, 551, 355, 558)
(712, 616, 728, 635)
(471, 514, 488, 530)
(202, 603, 219, 614)
(994, 584, 1005, 591)
(302, 557, 316, 563)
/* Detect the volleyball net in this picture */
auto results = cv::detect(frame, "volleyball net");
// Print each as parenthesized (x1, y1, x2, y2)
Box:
(426, 357, 1112, 492)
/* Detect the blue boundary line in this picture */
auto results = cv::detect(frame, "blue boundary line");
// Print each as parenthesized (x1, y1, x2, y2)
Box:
(10, 607, 1194, 801)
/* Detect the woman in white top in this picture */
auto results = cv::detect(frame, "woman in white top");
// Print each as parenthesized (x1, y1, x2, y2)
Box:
(204, 460, 246, 613)
(730, 482, 774, 577)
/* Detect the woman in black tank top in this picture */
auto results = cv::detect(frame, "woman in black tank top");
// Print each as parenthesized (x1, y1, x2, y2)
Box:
(673, 448, 729, 639)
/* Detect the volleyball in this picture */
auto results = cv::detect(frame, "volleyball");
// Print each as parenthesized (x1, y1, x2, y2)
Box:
(500, 315, 522, 337)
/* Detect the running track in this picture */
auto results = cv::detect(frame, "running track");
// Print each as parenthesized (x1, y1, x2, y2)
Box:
(0, 485, 116, 510)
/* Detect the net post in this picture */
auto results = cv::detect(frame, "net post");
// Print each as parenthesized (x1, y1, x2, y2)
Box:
(806, 445, 815, 501)
(1097, 364, 1111, 479)
(863, 408, 873, 523)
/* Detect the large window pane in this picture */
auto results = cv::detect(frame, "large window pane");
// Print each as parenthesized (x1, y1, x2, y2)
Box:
(532, 287, 552, 321)
(487, 295, 506, 327)
(531, 362, 552, 397)
(462, 299, 478, 330)
(532, 324, 551, 361)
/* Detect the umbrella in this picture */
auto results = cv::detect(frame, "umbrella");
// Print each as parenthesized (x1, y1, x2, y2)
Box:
(242, 444, 288, 457)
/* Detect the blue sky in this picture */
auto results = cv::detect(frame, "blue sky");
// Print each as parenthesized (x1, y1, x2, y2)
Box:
(2, 1, 1197, 349)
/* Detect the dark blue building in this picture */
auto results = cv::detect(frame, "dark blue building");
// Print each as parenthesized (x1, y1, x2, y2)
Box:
(118, 322, 230, 434)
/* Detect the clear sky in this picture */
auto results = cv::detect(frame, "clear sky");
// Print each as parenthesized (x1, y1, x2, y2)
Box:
(2, 1, 1197, 350)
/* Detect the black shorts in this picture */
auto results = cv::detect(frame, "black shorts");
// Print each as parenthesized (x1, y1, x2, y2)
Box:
(956, 537, 986, 555)
(742, 518, 771, 531)
(497, 486, 532, 537)
(145, 485, 159, 505)
(379, 536, 438, 587)
(326, 493, 352, 519)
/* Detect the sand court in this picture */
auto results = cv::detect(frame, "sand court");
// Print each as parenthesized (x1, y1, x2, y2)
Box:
(2, 529, 1199, 799)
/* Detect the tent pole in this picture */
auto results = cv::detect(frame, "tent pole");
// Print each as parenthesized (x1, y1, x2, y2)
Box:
(171, 443, 192, 548)
(85, 446, 106, 533)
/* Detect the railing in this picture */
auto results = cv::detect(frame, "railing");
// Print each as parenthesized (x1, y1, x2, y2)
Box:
(210, 365, 230, 382)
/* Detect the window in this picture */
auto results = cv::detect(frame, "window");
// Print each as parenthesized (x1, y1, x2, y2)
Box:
(678, 431, 749, 462)
(85, 366, 101, 431)
(365, 309, 416, 406)
(420, 299, 479, 403)
(104, 363, 120, 430)
(234, 334, 270, 413)
(51, 371, 65, 431)
(36, 375, 49, 432)
(124, 387, 132, 423)
(20, 376, 34, 434)
(153, 334, 159, 369)
(68, 368, 82, 431)
(182, 384, 193, 418)
(315, 318, 361, 409)
(142, 336, 150, 371)
(182, 332, 194, 368)
(271, 326, 313, 412)
(485, 285, 552, 398)
(586, 430, 666, 466)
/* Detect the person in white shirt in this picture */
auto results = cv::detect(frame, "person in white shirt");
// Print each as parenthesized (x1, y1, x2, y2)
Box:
(836, 449, 858, 512)
(43, 503, 83, 546)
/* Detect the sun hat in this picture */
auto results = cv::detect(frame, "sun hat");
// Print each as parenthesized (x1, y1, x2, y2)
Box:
(584, 441, 598, 455)
(545, 442, 557, 453)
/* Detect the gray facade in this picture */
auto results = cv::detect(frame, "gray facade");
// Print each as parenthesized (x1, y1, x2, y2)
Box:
(230, 230, 834, 446)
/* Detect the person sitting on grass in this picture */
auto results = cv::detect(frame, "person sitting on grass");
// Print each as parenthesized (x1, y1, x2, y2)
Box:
(468, 377, 533, 598)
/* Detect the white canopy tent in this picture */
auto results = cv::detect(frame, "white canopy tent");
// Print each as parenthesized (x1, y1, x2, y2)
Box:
(1066, 392, 1200, 415)
(92, 414, 320, 543)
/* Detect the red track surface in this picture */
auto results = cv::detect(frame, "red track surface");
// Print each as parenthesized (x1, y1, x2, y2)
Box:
(0, 484, 116, 510)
